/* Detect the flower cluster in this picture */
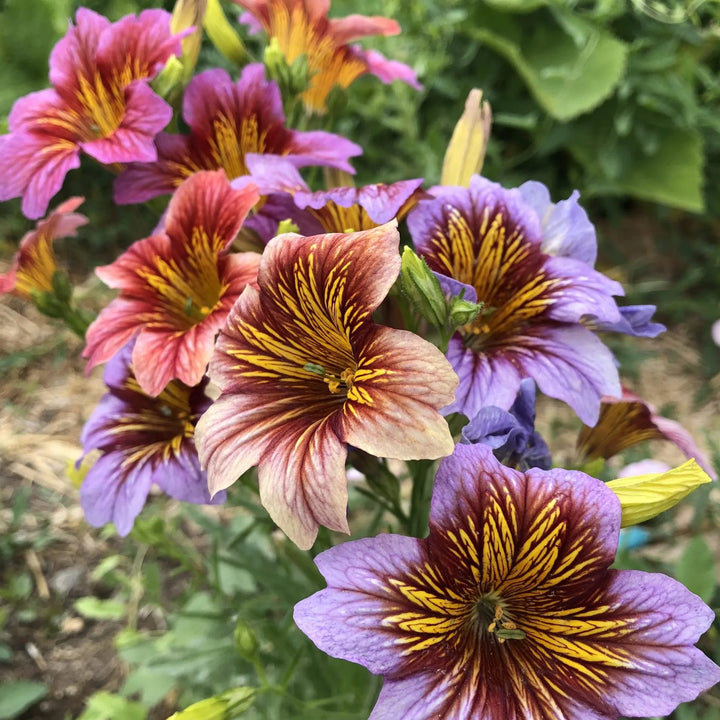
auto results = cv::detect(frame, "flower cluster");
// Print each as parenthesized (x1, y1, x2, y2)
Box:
(1, 2, 717, 718)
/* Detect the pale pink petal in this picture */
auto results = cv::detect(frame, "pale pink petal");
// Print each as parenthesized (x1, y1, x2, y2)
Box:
(354, 48, 422, 90)
(95, 234, 172, 291)
(258, 417, 350, 550)
(341, 327, 456, 460)
(329, 15, 399, 44)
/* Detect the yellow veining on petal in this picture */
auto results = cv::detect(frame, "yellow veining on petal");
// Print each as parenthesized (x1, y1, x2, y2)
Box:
(209, 113, 267, 179)
(13, 229, 57, 298)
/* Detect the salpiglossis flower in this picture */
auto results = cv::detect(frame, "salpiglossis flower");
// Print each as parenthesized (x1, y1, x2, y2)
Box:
(84, 170, 260, 396)
(79, 342, 222, 536)
(239, 154, 424, 241)
(408, 176, 639, 425)
(114, 64, 361, 205)
(232, 0, 421, 113)
(0, 8, 184, 219)
(577, 387, 717, 478)
(295, 443, 720, 720)
(195, 221, 457, 549)
(0, 197, 87, 300)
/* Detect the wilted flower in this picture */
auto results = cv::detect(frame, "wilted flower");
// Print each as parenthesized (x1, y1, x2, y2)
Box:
(232, 0, 421, 113)
(408, 176, 663, 425)
(0, 8, 184, 218)
(0, 198, 87, 300)
(295, 443, 720, 720)
(114, 64, 361, 204)
(84, 170, 260, 396)
(196, 221, 457, 549)
(79, 342, 222, 536)
(577, 387, 717, 478)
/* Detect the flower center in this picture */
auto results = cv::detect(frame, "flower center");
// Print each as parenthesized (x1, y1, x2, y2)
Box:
(304, 362, 356, 395)
(475, 593, 526, 644)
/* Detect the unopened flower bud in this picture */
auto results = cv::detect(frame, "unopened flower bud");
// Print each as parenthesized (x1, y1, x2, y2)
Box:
(31, 289, 64, 318)
(233, 618, 259, 660)
(204, 0, 247, 65)
(400, 246, 448, 327)
(448, 296, 483, 328)
(51, 270, 73, 304)
(441, 89, 492, 187)
(167, 687, 256, 719)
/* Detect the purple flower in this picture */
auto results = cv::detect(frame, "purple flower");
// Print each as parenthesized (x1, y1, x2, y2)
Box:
(461, 379, 552, 470)
(79, 343, 223, 536)
(407, 175, 658, 425)
(295, 443, 720, 720)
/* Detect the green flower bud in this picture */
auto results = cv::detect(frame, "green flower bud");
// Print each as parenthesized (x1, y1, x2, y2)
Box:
(277, 218, 300, 235)
(448, 296, 483, 328)
(233, 619, 259, 660)
(30, 289, 64, 319)
(400, 246, 448, 327)
(167, 687, 256, 719)
(51, 270, 73, 304)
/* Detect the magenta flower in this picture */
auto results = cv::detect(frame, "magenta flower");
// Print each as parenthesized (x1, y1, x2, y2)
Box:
(295, 443, 720, 720)
(80, 342, 222, 536)
(114, 64, 361, 205)
(0, 8, 184, 218)
(233, 0, 421, 113)
(84, 170, 260, 396)
(408, 176, 662, 425)
(195, 221, 457, 549)
(0, 197, 87, 299)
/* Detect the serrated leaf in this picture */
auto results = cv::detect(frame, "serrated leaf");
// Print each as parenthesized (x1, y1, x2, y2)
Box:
(0, 681, 48, 719)
(676, 536, 716, 604)
(74, 597, 126, 620)
(467, 5, 627, 120)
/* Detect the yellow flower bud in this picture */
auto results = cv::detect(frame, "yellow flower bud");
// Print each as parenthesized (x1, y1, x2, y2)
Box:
(607, 459, 712, 527)
(171, 0, 208, 82)
(440, 89, 492, 188)
(203, 0, 248, 65)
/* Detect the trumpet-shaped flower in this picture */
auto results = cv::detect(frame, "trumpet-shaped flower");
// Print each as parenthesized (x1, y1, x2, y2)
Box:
(295, 443, 720, 720)
(195, 221, 457, 549)
(84, 170, 260, 396)
(0, 8, 184, 218)
(0, 198, 87, 299)
(408, 176, 660, 425)
(577, 387, 716, 478)
(80, 342, 222, 536)
(232, 0, 421, 113)
(114, 64, 361, 204)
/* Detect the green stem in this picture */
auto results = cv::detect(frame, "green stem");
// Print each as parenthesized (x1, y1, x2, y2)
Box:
(407, 460, 434, 537)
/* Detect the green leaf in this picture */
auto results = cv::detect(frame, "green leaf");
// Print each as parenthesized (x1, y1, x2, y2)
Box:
(76, 691, 147, 720)
(74, 597, 126, 621)
(675, 536, 716, 604)
(0, 681, 48, 719)
(467, 5, 627, 120)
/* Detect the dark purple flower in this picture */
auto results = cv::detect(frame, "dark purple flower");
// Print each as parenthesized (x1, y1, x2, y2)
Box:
(295, 443, 720, 720)
(461, 379, 552, 470)
(408, 176, 632, 425)
(79, 343, 223, 536)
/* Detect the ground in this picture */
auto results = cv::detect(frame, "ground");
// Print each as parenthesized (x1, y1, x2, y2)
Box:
(1, 283, 719, 719)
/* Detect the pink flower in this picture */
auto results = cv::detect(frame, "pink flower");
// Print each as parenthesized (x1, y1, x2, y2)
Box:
(84, 170, 260, 396)
(0, 8, 184, 218)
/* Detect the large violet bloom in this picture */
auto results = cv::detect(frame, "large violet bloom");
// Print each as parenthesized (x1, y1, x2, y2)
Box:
(195, 221, 457, 549)
(79, 342, 223, 537)
(408, 176, 662, 425)
(114, 64, 361, 204)
(0, 8, 184, 218)
(84, 170, 260, 396)
(295, 443, 720, 720)
(233, 0, 421, 114)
